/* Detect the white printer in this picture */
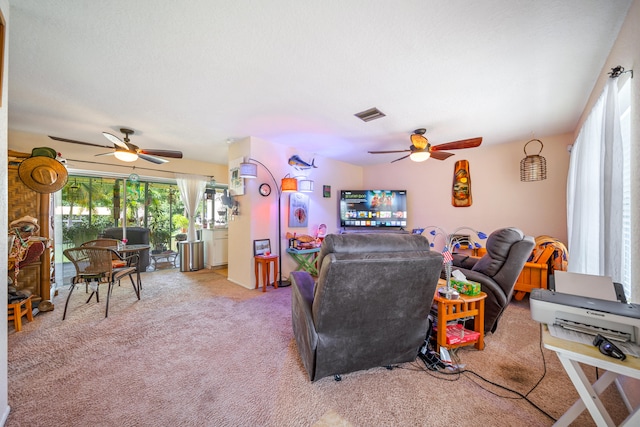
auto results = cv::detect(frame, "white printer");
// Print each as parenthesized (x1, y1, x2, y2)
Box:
(530, 287, 640, 345)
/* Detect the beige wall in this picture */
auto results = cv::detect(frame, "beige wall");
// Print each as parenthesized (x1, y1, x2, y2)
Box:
(1, 0, 9, 423)
(363, 134, 572, 244)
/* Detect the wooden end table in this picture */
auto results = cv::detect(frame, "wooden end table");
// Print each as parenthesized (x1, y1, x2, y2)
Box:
(433, 280, 486, 351)
(254, 255, 278, 292)
(8, 295, 33, 332)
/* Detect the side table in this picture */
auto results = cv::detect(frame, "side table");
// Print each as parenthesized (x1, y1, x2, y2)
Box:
(8, 295, 33, 332)
(433, 281, 486, 351)
(254, 255, 278, 292)
(542, 324, 640, 426)
(286, 247, 320, 276)
(149, 250, 178, 271)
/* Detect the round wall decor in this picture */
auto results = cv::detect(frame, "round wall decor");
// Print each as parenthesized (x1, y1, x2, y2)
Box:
(259, 183, 271, 196)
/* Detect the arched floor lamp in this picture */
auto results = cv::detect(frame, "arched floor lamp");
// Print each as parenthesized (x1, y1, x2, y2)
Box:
(239, 158, 297, 287)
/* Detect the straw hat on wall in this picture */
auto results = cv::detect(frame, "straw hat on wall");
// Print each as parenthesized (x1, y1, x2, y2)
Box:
(18, 147, 68, 193)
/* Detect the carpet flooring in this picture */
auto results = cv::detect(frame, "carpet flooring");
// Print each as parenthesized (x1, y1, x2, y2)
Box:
(6, 269, 629, 426)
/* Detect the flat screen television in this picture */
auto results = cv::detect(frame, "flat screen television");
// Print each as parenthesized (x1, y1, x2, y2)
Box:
(339, 190, 407, 228)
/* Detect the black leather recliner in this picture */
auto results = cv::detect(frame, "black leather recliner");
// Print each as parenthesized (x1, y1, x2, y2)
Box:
(290, 233, 443, 381)
(445, 227, 535, 334)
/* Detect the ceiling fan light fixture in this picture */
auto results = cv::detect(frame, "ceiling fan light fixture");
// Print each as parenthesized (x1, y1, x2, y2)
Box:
(114, 150, 138, 162)
(410, 134, 428, 150)
(409, 151, 431, 162)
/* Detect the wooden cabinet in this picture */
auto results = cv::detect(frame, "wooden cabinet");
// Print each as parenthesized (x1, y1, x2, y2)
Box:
(203, 228, 228, 268)
(8, 163, 52, 306)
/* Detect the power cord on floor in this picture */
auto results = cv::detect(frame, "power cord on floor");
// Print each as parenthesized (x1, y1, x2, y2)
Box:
(405, 323, 556, 422)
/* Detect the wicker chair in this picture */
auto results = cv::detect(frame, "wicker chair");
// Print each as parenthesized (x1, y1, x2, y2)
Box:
(62, 247, 140, 319)
(81, 238, 128, 268)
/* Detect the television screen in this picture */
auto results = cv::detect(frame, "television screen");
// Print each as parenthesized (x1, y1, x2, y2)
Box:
(340, 190, 407, 228)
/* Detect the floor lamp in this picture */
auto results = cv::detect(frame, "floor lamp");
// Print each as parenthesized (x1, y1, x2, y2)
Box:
(239, 158, 297, 287)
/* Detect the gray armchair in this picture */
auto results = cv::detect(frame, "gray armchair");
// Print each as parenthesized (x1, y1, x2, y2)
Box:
(447, 227, 535, 333)
(291, 233, 443, 381)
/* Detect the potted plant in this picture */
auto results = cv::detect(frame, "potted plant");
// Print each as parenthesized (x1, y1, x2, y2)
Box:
(172, 214, 189, 233)
(150, 227, 171, 253)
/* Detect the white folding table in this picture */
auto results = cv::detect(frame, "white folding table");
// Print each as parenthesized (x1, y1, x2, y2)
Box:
(543, 325, 640, 426)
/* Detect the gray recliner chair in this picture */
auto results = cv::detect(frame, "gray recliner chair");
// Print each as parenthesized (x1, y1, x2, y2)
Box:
(290, 233, 443, 382)
(446, 227, 535, 334)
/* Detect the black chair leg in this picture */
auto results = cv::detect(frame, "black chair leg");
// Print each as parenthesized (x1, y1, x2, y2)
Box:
(128, 275, 140, 300)
(62, 284, 76, 320)
(105, 281, 114, 318)
(85, 291, 97, 304)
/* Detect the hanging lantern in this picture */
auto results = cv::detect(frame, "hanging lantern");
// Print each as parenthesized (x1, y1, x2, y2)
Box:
(520, 139, 547, 182)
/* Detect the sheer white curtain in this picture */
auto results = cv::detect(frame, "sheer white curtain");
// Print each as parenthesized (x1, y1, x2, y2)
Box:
(567, 78, 624, 282)
(176, 174, 208, 241)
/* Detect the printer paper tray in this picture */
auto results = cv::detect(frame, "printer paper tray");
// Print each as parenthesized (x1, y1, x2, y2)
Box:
(548, 323, 640, 357)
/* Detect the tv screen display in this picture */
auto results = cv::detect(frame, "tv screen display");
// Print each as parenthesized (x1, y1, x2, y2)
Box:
(340, 190, 407, 228)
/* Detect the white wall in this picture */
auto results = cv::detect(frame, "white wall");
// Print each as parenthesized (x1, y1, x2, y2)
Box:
(363, 134, 572, 244)
(1, 1, 10, 423)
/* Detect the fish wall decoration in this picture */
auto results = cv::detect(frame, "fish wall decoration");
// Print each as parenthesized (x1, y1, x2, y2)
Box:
(288, 155, 317, 171)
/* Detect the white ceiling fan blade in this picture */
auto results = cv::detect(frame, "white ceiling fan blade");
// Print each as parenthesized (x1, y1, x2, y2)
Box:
(102, 132, 128, 149)
(139, 153, 169, 164)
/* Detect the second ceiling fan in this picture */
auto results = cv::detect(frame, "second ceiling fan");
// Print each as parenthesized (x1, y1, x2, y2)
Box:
(368, 128, 482, 163)
(49, 128, 183, 164)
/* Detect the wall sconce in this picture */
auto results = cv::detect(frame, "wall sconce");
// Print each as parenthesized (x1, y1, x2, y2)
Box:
(520, 139, 547, 181)
(298, 179, 314, 193)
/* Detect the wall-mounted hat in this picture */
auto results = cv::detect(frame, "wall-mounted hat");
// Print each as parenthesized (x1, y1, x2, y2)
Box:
(18, 147, 68, 194)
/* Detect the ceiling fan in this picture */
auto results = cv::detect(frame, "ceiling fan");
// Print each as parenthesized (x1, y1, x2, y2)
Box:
(49, 128, 183, 164)
(368, 128, 482, 163)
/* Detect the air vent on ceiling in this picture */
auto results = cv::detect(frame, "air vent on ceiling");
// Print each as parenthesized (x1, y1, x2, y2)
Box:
(354, 107, 386, 122)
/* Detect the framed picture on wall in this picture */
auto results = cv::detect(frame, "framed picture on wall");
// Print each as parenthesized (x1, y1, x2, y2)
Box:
(253, 239, 271, 256)
(323, 185, 331, 198)
(289, 192, 309, 227)
(229, 157, 245, 196)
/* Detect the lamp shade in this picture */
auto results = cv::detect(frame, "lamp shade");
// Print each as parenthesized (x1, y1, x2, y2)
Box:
(520, 139, 547, 181)
(281, 177, 298, 192)
(409, 150, 431, 162)
(239, 162, 258, 178)
(298, 179, 314, 192)
(114, 151, 138, 162)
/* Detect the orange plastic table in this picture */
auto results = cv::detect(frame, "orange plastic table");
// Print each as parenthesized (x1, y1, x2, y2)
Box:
(254, 255, 279, 292)
(433, 281, 486, 351)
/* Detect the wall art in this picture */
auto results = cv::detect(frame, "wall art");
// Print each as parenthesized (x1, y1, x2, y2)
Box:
(452, 160, 472, 207)
(289, 192, 309, 227)
(228, 157, 245, 196)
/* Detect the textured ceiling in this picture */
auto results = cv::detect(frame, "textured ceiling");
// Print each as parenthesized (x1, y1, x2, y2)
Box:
(8, 1, 632, 166)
